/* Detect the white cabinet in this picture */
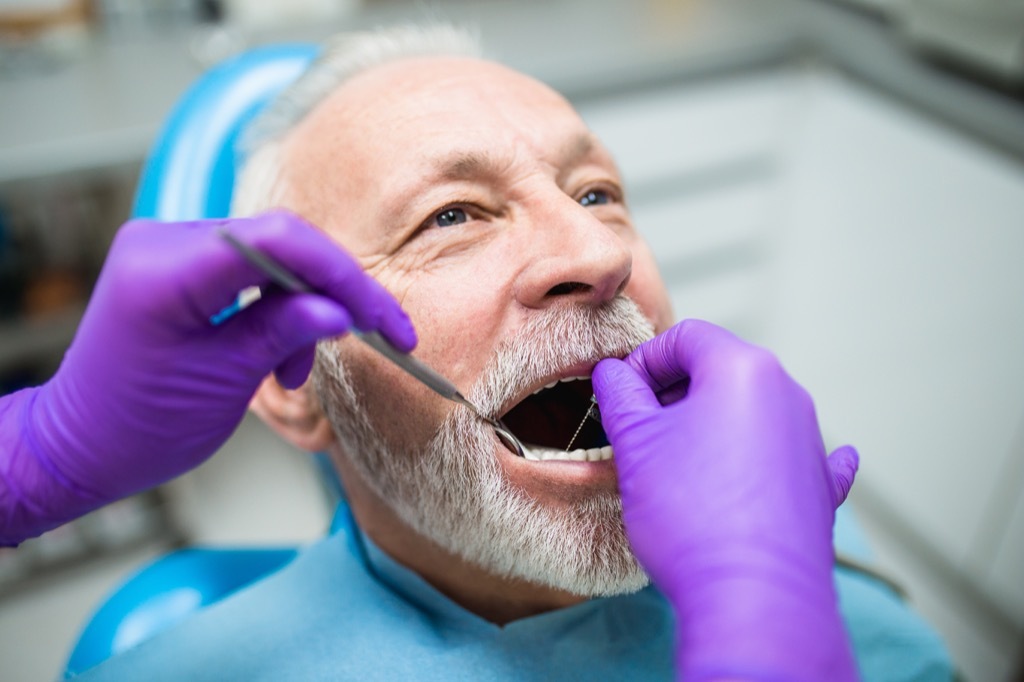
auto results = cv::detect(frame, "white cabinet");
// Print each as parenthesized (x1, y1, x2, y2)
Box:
(767, 72, 1024, 603)
(990, 471, 1024, 622)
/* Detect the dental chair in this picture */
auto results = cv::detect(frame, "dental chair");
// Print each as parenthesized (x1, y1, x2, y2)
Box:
(63, 43, 322, 678)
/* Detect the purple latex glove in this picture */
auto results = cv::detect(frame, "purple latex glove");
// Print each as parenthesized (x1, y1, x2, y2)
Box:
(592, 319, 860, 682)
(1, 210, 415, 545)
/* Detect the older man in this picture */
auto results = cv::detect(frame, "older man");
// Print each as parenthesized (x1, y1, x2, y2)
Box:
(69, 25, 951, 681)
(242, 25, 671, 618)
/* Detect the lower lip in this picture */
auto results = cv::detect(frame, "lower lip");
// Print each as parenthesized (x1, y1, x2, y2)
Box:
(494, 436, 619, 489)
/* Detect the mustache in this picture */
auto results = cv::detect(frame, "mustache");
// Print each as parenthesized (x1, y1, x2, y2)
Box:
(466, 295, 655, 416)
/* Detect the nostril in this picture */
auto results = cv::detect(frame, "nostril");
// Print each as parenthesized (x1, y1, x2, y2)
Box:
(546, 281, 591, 297)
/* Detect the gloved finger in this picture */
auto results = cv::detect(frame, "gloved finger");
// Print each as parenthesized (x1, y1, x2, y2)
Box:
(274, 343, 317, 390)
(219, 293, 353, 373)
(623, 319, 746, 394)
(654, 378, 690, 406)
(169, 212, 413, 352)
(230, 211, 417, 352)
(592, 358, 662, 437)
(826, 445, 859, 507)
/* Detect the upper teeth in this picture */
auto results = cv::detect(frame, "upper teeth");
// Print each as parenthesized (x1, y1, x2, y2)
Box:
(522, 445, 613, 462)
(531, 375, 589, 395)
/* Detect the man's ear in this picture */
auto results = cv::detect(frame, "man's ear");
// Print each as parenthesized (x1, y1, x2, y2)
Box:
(250, 374, 336, 452)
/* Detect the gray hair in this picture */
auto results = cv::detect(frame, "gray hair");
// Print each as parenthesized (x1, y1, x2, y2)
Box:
(312, 296, 655, 596)
(232, 23, 482, 216)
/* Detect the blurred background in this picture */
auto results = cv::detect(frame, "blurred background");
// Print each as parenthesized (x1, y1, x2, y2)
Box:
(1, 0, 1022, 679)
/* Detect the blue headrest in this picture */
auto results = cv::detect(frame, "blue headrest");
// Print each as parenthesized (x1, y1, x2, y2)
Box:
(133, 44, 319, 221)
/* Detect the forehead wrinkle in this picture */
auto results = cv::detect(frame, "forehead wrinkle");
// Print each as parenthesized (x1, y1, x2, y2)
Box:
(436, 146, 512, 183)
(407, 127, 599, 201)
(444, 150, 502, 182)
(561, 131, 596, 166)
(315, 67, 603, 232)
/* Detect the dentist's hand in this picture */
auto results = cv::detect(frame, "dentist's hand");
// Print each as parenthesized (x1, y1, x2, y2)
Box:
(593, 320, 859, 682)
(2, 211, 415, 544)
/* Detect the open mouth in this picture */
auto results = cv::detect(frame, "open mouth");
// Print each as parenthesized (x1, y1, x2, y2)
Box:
(499, 374, 611, 463)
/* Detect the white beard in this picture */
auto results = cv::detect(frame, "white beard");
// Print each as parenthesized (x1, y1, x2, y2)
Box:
(311, 296, 655, 597)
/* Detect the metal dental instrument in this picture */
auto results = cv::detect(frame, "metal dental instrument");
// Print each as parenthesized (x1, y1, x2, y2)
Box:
(214, 229, 527, 458)
(354, 329, 526, 458)
(564, 395, 601, 451)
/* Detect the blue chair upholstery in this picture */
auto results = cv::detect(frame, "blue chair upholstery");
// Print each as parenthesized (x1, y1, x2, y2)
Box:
(64, 43, 319, 677)
(64, 548, 299, 677)
(133, 43, 318, 221)
(65, 510, 351, 677)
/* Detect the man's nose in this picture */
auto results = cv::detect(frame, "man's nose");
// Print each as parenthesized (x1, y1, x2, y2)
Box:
(513, 195, 632, 310)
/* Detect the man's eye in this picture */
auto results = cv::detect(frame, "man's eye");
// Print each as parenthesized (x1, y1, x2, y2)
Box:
(434, 207, 469, 227)
(579, 190, 610, 207)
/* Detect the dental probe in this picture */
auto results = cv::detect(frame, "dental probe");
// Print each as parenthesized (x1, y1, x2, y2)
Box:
(565, 396, 602, 452)
(213, 229, 527, 458)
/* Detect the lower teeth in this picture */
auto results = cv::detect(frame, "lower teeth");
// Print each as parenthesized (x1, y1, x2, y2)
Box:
(522, 445, 613, 462)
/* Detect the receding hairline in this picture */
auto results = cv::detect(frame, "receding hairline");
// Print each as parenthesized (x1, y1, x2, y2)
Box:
(286, 53, 571, 138)
(271, 56, 530, 174)
(233, 23, 486, 217)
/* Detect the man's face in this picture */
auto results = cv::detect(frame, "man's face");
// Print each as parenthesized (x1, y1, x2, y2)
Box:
(283, 56, 674, 594)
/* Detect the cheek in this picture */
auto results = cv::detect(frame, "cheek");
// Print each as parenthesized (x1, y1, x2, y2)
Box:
(372, 260, 427, 309)
(625, 244, 674, 333)
(329, 339, 446, 455)
(381, 257, 514, 388)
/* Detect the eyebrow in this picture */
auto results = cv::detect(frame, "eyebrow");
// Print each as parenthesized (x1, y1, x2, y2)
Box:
(432, 131, 598, 183)
(382, 131, 602, 232)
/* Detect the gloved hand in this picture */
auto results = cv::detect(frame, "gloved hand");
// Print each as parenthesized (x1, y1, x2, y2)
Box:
(1, 211, 415, 545)
(592, 319, 860, 682)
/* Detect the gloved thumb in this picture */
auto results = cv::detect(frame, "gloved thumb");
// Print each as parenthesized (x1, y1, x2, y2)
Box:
(826, 445, 859, 506)
(592, 358, 662, 438)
